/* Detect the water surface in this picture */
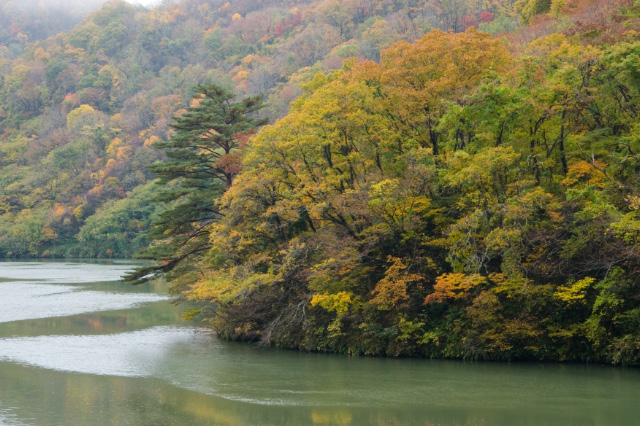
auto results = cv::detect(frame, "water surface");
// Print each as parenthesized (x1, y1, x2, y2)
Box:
(0, 261, 638, 426)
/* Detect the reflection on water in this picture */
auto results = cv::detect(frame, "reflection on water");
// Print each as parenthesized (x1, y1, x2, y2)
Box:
(0, 261, 136, 283)
(0, 282, 167, 324)
(0, 261, 639, 426)
(0, 261, 167, 325)
(0, 302, 182, 337)
(0, 408, 29, 426)
(0, 326, 201, 377)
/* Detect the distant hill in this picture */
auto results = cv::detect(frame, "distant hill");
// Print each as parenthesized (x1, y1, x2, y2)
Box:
(0, 0, 632, 258)
(0, 0, 111, 57)
(0, 0, 519, 257)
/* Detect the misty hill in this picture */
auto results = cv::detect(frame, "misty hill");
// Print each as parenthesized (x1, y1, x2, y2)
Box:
(0, 0, 633, 259)
(0, 0, 114, 57)
(0, 0, 518, 257)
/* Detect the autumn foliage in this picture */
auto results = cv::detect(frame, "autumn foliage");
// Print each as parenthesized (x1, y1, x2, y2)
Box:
(2, 0, 640, 364)
(3, 0, 512, 258)
(185, 25, 640, 364)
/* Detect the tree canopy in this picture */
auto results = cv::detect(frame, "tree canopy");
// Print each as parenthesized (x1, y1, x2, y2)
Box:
(183, 27, 640, 365)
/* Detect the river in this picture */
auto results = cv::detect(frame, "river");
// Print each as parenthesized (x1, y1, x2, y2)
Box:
(0, 261, 638, 426)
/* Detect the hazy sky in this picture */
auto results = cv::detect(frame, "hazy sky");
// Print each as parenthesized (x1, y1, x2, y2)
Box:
(128, 0, 162, 6)
(25, 0, 163, 8)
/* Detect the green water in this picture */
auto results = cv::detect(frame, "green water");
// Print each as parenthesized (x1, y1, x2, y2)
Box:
(0, 261, 638, 426)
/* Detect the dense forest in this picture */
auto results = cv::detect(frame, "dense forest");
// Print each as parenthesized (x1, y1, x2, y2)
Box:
(0, 0, 517, 258)
(2, 0, 640, 364)
(189, 27, 640, 364)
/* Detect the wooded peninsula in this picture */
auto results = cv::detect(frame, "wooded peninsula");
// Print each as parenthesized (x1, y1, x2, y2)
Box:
(1, 0, 639, 365)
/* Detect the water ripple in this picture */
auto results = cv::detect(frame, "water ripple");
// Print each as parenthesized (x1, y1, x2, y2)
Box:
(0, 326, 201, 377)
(0, 282, 168, 324)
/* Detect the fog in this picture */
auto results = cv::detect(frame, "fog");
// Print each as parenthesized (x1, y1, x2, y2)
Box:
(129, 0, 164, 5)
(1, 0, 163, 15)
(1, 0, 168, 50)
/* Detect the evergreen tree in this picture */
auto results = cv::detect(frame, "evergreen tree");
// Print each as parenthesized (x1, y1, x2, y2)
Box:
(126, 84, 266, 285)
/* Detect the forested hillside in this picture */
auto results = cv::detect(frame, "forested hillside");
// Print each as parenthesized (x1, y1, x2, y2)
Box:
(179, 1, 640, 364)
(2, 0, 639, 364)
(0, 0, 515, 258)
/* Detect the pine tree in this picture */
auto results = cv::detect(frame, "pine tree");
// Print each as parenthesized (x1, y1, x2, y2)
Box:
(126, 83, 266, 285)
